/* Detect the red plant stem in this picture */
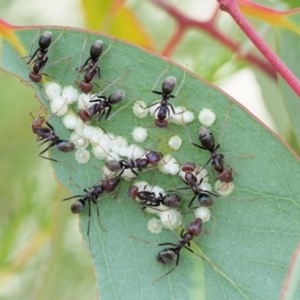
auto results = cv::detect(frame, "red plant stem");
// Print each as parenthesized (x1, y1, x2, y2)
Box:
(151, 0, 276, 79)
(218, 0, 300, 97)
(162, 26, 185, 57)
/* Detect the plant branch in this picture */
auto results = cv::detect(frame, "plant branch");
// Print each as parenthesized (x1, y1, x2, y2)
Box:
(151, 0, 276, 79)
(218, 0, 300, 98)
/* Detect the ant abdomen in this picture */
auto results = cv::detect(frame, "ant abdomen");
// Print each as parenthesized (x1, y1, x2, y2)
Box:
(156, 249, 177, 265)
(90, 40, 103, 59)
(161, 193, 182, 208)
(198, 194, 214, 207)
(162, 76, 176, 95)
(57, 140, 75, 152)
(108, 90, 125, 104)
(71, 200, 85, 214)
(39, 31, 52, 49)
(106, 160, 122, 172)
(198, 127, 215, 151)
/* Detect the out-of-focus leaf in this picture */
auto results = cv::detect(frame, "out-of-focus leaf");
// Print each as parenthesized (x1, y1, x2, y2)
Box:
(81, 0, 154, 50)
(274, 10, 300, 146)
(239, 0, 300, 33)
(1, 19, 300, 300)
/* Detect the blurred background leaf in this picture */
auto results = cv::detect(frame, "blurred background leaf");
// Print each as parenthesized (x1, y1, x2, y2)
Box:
(1, 0, 300, 299)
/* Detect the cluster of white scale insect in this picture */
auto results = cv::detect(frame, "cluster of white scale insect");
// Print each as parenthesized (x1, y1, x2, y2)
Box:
(43, 81, 234, 234)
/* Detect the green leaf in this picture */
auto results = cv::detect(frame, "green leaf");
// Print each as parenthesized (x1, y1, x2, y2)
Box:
(1, 22, 300, 299)
(276, 11, 300, 148)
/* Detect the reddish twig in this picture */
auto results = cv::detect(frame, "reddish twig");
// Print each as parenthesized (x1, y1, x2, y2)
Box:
(151, 0, 276, 80)
(280, 243, 300, 300)
(218, 0, 300, 97)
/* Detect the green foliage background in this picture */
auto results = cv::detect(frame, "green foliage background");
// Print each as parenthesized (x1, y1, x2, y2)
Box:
(1, 0, 300, 299)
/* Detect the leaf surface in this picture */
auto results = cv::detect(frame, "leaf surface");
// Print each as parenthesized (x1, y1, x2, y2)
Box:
(1, 21, 300, 299)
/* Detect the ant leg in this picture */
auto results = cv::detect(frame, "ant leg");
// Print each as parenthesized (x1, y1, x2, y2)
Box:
(188, 195, 197, 209)
(38, 143, 76, 170)
(94, 199, 106, 230)
(218, 100, 233, 145)
(183, 123, 206, 150)
(61, 195, 84, 202)
(91, 70, 130, 100)
(130, 169, 139, 177)
(152, 253, 180, 285)
(19, 29, 40, 62)
(99, 38, 116, 60)
(107, 97, 139, 121)
(43, 56, 71, 71)
(157, 242, 178, 247)
(151, 66, 170, 91)
(26, 48, 40, 65)
(173, 67, 186, 97)
(43, 29, 65, 60)
(77, 34, 88, 71)
(140, 101, 160, 110)
(183, 246, 206, 261)
(192, 142, 206, 151)
(87, 200, 92, 249)
(104, 106, 112, 121)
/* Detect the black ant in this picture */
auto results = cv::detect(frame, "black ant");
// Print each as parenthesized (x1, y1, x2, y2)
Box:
(105, 151, 163, 177)
(128, 185, 181, 210)
(61, 175, 120, 243)
(76, 40, 103, 93)
(154, 218, 204, 283)
(78, 70, 129, 124)
(31, 114, 75, 162)
(21, 31, 62, 83)
(78, 90, 125, 122)
(191, 127, 233, 183)
(174, 162, 218, 208)
(142, 69, 185, 128)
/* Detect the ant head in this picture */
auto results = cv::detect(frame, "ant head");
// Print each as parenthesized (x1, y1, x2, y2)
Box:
(71, 200, 85, 214)
(217, 169, 233, 183)
(154, 119, 168, 128)
(39, 31, 52, 49)
(106, 160, 122, 172)
(31, 115, 46, 133)
(181, 162, 196, 173)
(29, 71, 42, 83)
(128, 185, 139, 199)
(145, 151, 163, 165)
(108, 90, 125, 105)
(198, 126, 215, 151)
(187, 218, 203, 236)
(90, 40, 103, 60)
(156, 249, 178, 265)
(79, 80, 93, 94)
(162, 76, 176, 95)
(78, 109, 92, 122)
